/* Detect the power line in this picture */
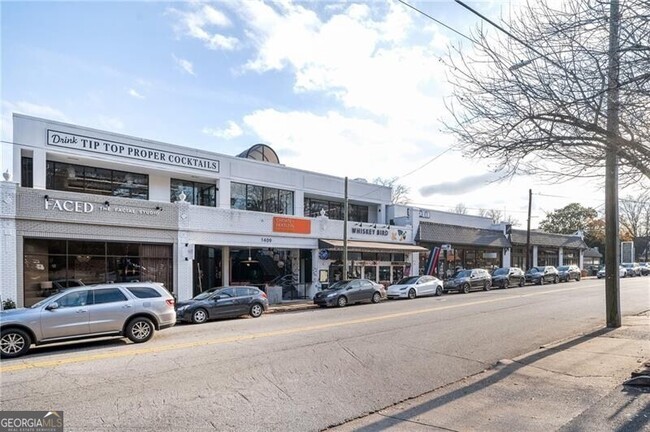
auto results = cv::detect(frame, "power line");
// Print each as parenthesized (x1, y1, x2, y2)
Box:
(397, 0, 476, 44)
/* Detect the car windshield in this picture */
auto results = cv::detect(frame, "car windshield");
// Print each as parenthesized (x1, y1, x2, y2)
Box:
(193, 288, 219, 300)
(330, 281, 351, 290)
(493, 268, 509, 276)
(30, 295, 56, 309)
(623, 264, 632, 268)
(528, 267, 542, 273)
(453, 270, 471, 278)
(397, 276, 420, 285)
(557, 266, 569, 271)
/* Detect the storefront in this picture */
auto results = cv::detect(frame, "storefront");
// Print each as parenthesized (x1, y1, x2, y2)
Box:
(416, 222, 510, 278)
(316, 238, 426, 287)
(510, 230, 588, 269)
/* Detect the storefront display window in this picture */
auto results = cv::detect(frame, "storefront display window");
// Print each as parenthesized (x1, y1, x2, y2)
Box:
(23, 239, 172, 307)
(538, 248, 559, 266)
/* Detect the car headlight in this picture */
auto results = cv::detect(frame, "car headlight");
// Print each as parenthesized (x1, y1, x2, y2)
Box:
(176, 306, 188, 312)
(327, 293, 337, 298)
(400, 287, 407, 291)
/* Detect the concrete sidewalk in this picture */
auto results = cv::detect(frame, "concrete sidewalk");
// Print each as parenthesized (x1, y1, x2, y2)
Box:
(267, 299, 318, 314)
(330, 312, 650, 432)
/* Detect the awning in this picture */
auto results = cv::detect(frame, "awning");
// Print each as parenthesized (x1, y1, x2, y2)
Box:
(319, 239, 428, 253)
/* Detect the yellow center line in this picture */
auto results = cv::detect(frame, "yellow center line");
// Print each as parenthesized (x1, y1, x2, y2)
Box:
(1, 285, 587, 373)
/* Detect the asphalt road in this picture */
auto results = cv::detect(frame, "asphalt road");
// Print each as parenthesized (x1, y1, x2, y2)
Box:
(1, 277, 648, 432)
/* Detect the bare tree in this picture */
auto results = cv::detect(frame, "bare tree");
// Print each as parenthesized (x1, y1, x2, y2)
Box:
(453, 203, 468, 214)
(477, 208, 488, 217)
(444, 0, 650, 185)
(372, 177, 410, 205)
(504, 214, 521, 227)
(486, 209, 503, 224)
(620, 192, 650, 239)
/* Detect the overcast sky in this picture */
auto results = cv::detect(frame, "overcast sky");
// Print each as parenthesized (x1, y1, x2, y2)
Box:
(2, 1, 644, 228)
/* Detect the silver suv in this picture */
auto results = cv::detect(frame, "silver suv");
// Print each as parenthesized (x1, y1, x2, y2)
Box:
(1, 283, 176, 358)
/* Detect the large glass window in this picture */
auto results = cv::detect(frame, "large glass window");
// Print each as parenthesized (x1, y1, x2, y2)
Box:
(21, 156, 33, 187)
(46, 161, 148, 199)
(22, 239, 173, 307)
(230, 182, 294, 215)
(170, 179, 217, 206)
(304, 198, 368, 222)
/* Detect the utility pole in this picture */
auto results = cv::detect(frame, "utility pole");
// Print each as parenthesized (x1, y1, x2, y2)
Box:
(343, 177, 349, 279)
(526, 189, 532, 269)
(605, 0, 621, 328)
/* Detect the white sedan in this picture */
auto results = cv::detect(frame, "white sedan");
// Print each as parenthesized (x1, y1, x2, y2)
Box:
(387, 275, 444, 299)
(596, 266, 627, 279)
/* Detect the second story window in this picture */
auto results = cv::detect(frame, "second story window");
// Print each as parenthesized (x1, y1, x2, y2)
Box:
(230, 182, 294, 215)
(170, 179, 217, 207)
(46, 161, 148, 199)
(304, 198, 368, 222)
(21, 156, 33, 187)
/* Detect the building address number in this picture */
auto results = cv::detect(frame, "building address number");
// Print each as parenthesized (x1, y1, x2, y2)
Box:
(261, 237, 272, 243)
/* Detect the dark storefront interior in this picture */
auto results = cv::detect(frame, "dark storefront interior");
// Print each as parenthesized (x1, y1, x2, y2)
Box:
(192, 247, 310, 299)
(23, 238, 173, 306)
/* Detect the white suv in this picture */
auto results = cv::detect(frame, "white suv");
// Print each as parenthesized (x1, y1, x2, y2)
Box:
(0, 283, 176, 358)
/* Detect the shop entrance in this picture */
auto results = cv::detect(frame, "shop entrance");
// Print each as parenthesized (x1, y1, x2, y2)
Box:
(230, 248, 305, 299)
(193, 246, 223, 297)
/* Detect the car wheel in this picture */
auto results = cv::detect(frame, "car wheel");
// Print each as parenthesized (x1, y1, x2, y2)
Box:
(576, 274, 581, 281)
(435, 286, 443, 296)
(539, 278, 544, 285)
(408, 288, 416, 299)
(126, 317, 155, 343)
(371, 292, 382, 303)
(249, 303, 264, 318)
(191, 308, 208, 324)
(462, 283, 471, 294)
(0, 328, 31, 359)
(503, 278, 510, 289)
(337, 296, 348, 307)
(483, 280, 491, 291)
(519, 278, 525, 287)
(553, 276, 559, 284)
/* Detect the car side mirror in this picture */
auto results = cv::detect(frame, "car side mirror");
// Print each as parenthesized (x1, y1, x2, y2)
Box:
(46, 302, 59, 311)
(347, 287, 354, 291)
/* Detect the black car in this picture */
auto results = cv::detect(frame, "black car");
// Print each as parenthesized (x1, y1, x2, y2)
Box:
(443, 268, 492, 294)
(525, 266, 559, 285)
(313, 279, 384, 307)
(491, 267, 526, 288)
(557, 265, 581, 282)
(175, 286, 269, 324)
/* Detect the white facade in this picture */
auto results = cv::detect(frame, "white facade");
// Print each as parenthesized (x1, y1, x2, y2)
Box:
(3, 114, 423, 307)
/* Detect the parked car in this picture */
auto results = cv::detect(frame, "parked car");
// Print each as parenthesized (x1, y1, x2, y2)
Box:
(313, 279, 384, 307)
(525, 266, 559, 285)
(40, 278, 86, 297)
(621, 263, 642, 277)
(491, 267, 526, 289)
(443, 269, 492, 294)
(0, 282, 176, 359)
(175, 286, 268, 324)
(639, 262, 650, 276)
(386, 275, 443, 299)
(557, 265, 581, 282)
(596, 266, 627, 279)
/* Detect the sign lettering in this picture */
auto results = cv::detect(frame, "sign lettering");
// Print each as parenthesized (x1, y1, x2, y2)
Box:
(47, 130, 220, 173)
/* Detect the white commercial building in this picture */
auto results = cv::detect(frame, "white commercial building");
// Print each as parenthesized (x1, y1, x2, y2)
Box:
(1, 114, 425, 307)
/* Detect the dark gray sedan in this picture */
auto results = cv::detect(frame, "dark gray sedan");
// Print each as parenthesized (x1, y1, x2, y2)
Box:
(175, 286, 269, 324)
(313, 279, 384, 308)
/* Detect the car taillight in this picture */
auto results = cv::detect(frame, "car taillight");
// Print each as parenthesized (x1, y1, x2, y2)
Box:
(166, 298, 175, 307)
(261, 292, 268, 299)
